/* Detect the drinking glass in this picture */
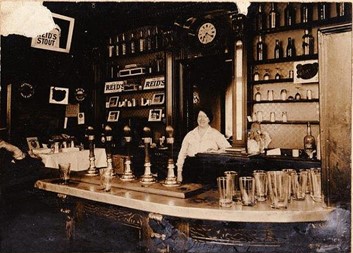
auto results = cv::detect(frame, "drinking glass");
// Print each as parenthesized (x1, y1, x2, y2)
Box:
(239, 177, 256, 206)
(59, 163, 71, 184)
(224, 171, 239, 202)
(267, 171, 290, 209)
(253, 170, 267, 201)
(217, 176, 233, 207)
(100, 168, 113, 192)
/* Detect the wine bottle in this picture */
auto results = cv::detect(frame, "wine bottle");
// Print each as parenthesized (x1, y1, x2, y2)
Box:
(130, 32, 136, 54)
(153, 27, 160, 50)
(139, 30, 145, 53)
(146, 29, 152, 51)
(304, 122, 316, 159)
(318, 3, 330, 21)
(268, 3, 280, 29)
(286, 37, 296, 58)
(284, 3, 296, 26)
(108, 37, 114, 58)
(336, 3, 351, 17)
(301, 3, 313, 23)
(121, 33, 127, 56)
(115, 35, 120, 57)
(256, 35, 267, 61)
(255, 3, 266, 31)
(274, 39, 283, 59)
(302, 29, 314, 55)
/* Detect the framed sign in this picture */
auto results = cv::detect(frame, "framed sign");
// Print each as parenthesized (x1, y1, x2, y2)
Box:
(148, 109, 163, 122)
(104, 81, 125, 93)
(107, 111, 120, 122)
(143, 76, 165, 90)
(31, 13, 75, 53)
(293, 60, 319, 83)
(151, 93, 165, 105)
(49, 86, 69, 105)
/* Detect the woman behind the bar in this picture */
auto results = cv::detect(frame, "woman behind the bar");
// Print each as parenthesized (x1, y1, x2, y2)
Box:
(176, 108, 231, 183)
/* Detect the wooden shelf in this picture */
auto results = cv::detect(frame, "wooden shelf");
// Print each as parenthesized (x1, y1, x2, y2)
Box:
(253, 54, 318, 65)
(256, 120, 319, 125)
(251, 78, 293, 85)
(113, 87, 165, 95)
(250, 99, 319, 104)
(110, 104, 165, 110)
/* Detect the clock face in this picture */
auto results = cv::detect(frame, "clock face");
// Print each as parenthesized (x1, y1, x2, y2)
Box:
(197, 22, 217, 45)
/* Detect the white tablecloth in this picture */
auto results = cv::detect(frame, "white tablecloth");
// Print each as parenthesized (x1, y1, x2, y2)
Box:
(38, 148, 107, 171)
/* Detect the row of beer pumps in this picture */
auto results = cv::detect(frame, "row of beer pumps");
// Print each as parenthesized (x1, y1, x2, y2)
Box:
(84, 124, 180, 187)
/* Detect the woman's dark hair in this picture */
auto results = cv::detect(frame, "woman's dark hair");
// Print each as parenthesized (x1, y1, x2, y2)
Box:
(196, 107, 213, 123)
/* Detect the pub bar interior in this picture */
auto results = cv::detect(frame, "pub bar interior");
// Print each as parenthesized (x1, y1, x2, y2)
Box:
(0, 1, 352, 253)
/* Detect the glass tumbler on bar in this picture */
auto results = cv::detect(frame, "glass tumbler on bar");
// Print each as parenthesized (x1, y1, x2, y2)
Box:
(239, 177, 256, 206)
(292, 170, 308, 200)
(267, 171, 290, 209)
(58, 163, 71, 184)
(217, 176, 233, 207)
(253, 170, 267, 201)
(310, 168, 322, 202)
(224, 171, 239, 202)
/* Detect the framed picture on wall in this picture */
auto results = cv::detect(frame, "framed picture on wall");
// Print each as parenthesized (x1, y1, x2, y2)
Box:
(151, 93, 165, 105)
(293, 60, 319, 83)
(26, 137, 40, 150)
(107, 111, 120, 122)
(148, 109, 163, 122)
(31, 13, 75, 53)
(108, 96, 119, 108)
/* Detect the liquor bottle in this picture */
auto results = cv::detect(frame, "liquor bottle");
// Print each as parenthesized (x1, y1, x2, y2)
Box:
(336, 3, 351, 17)
(286, 37, 296, 58)
(256, 35, 267, 61)
(139, 30, 145, 53)
(108, 37, 114, 58)
(284, 3, 296, 26)
(121, 33, 127, 56)
(115, 35, 120, 57)
(274, 39, 283, 59)
(153, 27, 160, 50)
(255, 3, 266, 31)
(268, 3, 280, 29)
(301, 3, 313, 23)
(304, 122, 316, 158)
(146, 29, 152, 51)
(302, 29, 314, 55)
(318, 3, 330, 21)
(130, 32, 136, 54)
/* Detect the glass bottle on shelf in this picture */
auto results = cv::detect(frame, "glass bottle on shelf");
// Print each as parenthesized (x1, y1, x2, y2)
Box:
(255, 86, 261, 101)
(318, 3, 330, 21)
(267, 89, 274, 101)
(253, 67, 260, 81)
(280, 89, 287, 100)
(286, 37, 296, 58)
(121, 33, 127, 56)
(295, 87, 301, 100)
(263, 69, 270, 80)
(274, 39, 283, 59)
(304, 122, 316, 159)
(302, 29, 314, 55)
(148, 59, 154, 74)
(282, 112, 288, 122)
(130, 32, 136, 54)
(108, 37, 114, 58)
(146, 29, 152, 51)
(115, 35, 120, 57)
(256, 35, 267, 61)
(301, 3, 313, 23)
(268, 3, 280, 29)
(275, 68, 281, 80)
(336, 3, 351, 17)
(139, 30, 145, 53)
(255, 3, 267, 31)
(284, 2, 296, 26)
(153, 27, 159, 50)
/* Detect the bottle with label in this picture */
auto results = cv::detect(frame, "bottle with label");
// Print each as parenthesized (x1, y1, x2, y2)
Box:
(318, 3, 330, 21)
(268, 3, 280, 29)
(336, 3, 351, 17)
(255, 3, 267, 31)
(139, 30, 145, 53)
(121, 33, 127, 56)
(115, 35, 120, 57)
(274, 39, 283, 59)
(301, 3, 313, 23)
(304, 122, 316, 159)
(130, 32, 136, 54)
(286, 37, 296, 58)
(256, 35, 267, 61)
(302, 29, 314, 55)
(284, 3, 296, 26)
(146, 29, 152, 51)
(108, 37, 114, 58)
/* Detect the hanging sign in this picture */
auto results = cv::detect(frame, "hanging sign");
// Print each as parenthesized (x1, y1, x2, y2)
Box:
(143, 76, 165, 90)
(104, 81, 125, 93)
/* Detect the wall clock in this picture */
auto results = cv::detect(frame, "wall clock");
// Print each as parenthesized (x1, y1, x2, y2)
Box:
(197, 22, 217, 45)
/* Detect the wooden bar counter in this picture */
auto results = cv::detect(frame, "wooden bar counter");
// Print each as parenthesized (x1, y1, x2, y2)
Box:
(33, 172, 347, 253)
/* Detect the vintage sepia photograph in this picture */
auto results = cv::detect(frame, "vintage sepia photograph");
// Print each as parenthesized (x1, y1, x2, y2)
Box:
(1, 1, 352, 253)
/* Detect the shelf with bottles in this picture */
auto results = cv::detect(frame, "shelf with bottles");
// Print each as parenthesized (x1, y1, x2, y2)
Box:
(106, 25, 166, 59)
(252, 2, 351, 36)
(250, 98, 319, 105)
(252, 120, 319, 125)
(252, 54, 318, 66)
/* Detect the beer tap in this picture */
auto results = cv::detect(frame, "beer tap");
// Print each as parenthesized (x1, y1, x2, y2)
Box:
(162, 125, 180, 187)
(85, 126, 98, 176)
(140, 126, 156, 184)
(120, 125, 136, 181)
(104, 125, 113, 174)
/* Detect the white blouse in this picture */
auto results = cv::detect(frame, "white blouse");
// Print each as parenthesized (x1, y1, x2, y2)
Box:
(176, 126, 231, 171)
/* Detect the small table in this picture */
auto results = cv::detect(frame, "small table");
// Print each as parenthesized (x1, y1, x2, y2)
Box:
(38, 148, 107, 171)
